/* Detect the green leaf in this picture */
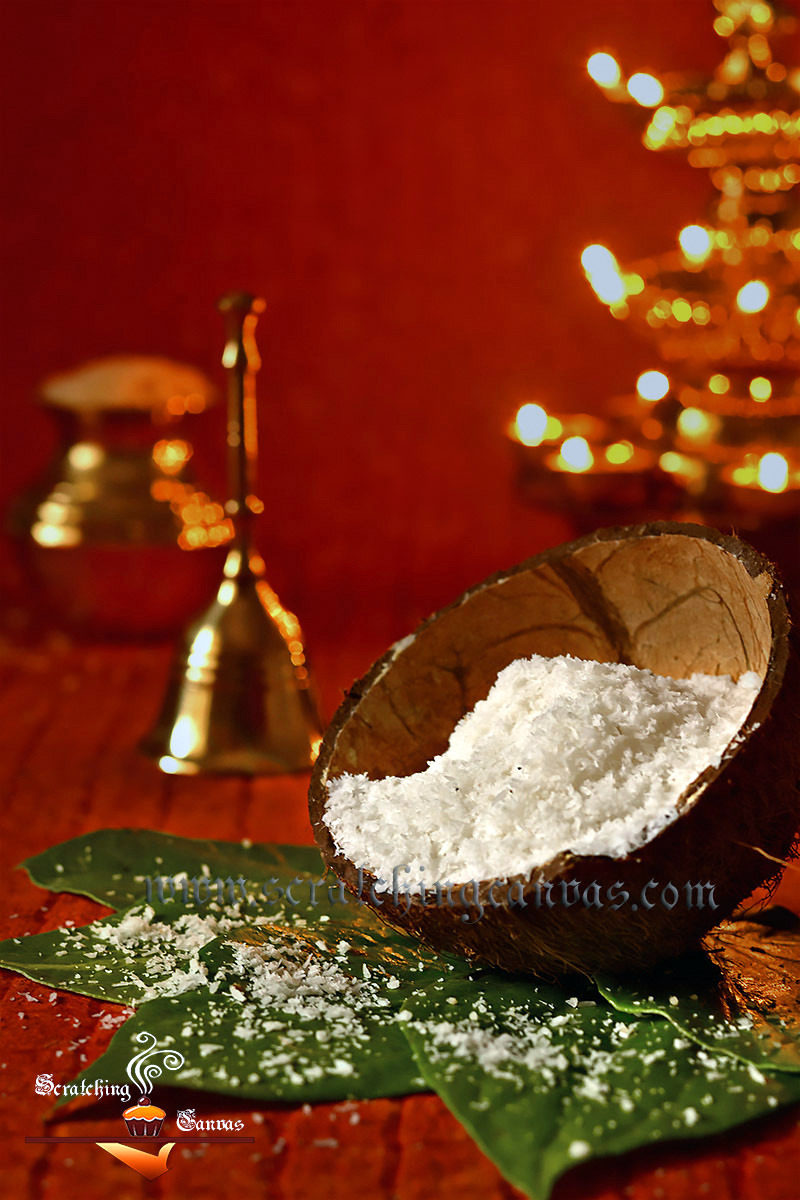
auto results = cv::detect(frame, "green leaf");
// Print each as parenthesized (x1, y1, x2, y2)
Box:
(1, 855, 469, 1009)
(22, 828, 324, 909)
(2, 819, 467, 1104)
(595, 957, 800, 1074)
(0, 904, 231, 1005)
(18, 825, 467, 980)
(67, 928, 429, 1104)
(400, 975, 800, 1200)
(2, 826, 472, 1094)
(9, 826, 800, 1200)
(240, 895, 469, 979)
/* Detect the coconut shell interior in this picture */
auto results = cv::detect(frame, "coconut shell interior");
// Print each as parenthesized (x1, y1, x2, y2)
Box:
(326, 527, 774, 784)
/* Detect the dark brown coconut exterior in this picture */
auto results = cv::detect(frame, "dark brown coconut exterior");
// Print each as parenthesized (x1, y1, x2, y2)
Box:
(310, 523, 800, 976)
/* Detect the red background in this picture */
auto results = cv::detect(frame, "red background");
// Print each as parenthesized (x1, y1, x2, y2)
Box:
(3, 0, 775, 648)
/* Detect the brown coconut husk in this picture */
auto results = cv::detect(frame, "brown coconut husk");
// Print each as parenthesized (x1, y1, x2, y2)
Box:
(309, 523, 800, 977)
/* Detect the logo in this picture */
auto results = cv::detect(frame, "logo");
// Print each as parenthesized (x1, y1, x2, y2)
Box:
(28, 1030, 253, 1178)
(97, 1030, 184, 1177)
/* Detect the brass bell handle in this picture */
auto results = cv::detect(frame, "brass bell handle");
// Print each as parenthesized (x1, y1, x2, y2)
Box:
(217, 290, 266, 545)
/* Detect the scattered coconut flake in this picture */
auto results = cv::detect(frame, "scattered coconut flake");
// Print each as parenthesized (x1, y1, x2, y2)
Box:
(568, 1140, 591, 1159)
(324, 655, 761, 885)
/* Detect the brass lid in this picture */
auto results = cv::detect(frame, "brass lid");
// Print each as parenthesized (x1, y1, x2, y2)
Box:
(39, 355, 217, 415)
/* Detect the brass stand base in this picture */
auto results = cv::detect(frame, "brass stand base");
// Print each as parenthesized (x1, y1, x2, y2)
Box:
(142, 549, 321, 776)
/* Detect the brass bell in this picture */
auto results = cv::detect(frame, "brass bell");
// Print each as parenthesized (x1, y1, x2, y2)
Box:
(142, 292, 322, 775)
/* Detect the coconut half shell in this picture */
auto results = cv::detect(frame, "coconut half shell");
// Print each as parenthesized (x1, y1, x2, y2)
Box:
(309, 523, 800, 976)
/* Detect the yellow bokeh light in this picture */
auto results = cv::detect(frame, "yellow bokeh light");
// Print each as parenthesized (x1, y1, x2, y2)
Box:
(736, 280, 770, 313)
(587, 52, 621, 88)
(32, 522, 81, 548)
(514, 403, 548, 446)
(558, 436, 594, 473)
(749, 376, 772, 402)
(605, 441, 634, 465)
(677, 407, 714, 440)
(651, 106, 677, 132)
(627, 73, 664, 107)
(721, 48, 749, 84)
(748, 33, 771, 66)
(709, 373, 730, 394)
(750, 2, 773, 27)
(659, 451, 704, 481)
(672, 299, 693, 322)
(678, 224, 712, 261)
(757, 452, 789, 494)
(67, 442, 104, 471)
(153, 438, 191, 475)
(636, 370, 670, 401)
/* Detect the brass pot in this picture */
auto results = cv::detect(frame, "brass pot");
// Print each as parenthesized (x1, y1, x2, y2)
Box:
(8, 356, 230, 638)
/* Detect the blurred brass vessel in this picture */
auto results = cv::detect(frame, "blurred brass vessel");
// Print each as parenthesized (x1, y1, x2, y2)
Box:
(142, 292, 322, 775)
(8, 358, 227, 637)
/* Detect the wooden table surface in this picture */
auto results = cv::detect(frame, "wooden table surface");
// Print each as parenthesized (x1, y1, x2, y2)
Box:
(1, 631, 800, 1200)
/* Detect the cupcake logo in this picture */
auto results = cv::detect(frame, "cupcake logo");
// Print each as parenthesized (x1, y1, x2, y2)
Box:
(121, 1031, 185, 1138)
(28, 1028, 252, 1180)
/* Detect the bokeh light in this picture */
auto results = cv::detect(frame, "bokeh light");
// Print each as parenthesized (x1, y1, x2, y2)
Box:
(587, 52, 621, 88)
(749, 377, 772, 402)
(677, 407, 715, 440)
(757, 452, 789, 493)
(605, 441, 634, 465)
(514, 403, 548, 446)
(581, 244, 626, 304)
(678, 224, 712, 261)
(558, 436, 594, 472)
(636, 370, 670, 401)
(736, 280, 770, 313)
(627, 73, 664, 106)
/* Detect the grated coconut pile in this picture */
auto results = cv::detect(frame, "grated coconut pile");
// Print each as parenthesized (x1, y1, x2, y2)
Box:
(324, 654, 762, 886)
